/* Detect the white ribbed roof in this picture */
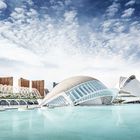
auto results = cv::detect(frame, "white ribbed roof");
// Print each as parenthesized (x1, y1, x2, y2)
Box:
(119, 75, 136, 89)
(45, 76, 96, 100)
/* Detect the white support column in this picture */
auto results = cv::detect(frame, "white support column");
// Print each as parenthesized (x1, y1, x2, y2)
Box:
(69, 91, 77, 101)
(6, 100, 10, 106)
(62, 92, 74, 106)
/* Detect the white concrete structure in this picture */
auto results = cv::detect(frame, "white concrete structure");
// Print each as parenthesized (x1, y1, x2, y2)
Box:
(0, 84, 41, 98)
(117, 75, 140, 103)
(39, 76, 117, 107)
(0, 84, 41, 105)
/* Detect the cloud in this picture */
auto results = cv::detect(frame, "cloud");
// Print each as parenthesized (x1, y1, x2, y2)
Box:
(106, 2, 120, 17)
(0, 0, 7, 10)
(65, 0, 72, 6)
(121, 8, 135, 18)
(64, 10, 77, 23)
(0, 34, 43, 67)
(0, 58, 22, 67)
(125, 0, 135, 6)
(0, 1, 140, 89)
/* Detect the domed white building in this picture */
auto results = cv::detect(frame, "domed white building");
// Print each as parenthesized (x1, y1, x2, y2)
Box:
(39, 76, 117, 107)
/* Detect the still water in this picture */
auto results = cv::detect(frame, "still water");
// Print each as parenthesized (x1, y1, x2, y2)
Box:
(0, 105, 140, 140)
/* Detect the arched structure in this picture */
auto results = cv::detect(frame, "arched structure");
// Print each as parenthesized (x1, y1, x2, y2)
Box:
(40, 76, 117, 107)
(117, 75, 140, 103)
(0, 84, 41, 106)
(0, 84, 41, 98)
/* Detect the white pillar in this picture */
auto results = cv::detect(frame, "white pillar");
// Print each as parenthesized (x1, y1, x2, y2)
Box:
(62, 92, 74, 106)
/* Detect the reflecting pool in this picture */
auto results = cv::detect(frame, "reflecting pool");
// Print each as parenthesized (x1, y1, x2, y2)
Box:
(0, 105, 140, 140)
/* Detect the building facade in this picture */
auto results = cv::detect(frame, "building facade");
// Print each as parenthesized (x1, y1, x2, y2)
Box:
(32, 80, 45, 97)
(117, 75, 140, 103)
(39, 76, 117, 107)
(0, 77, 13, 86)
(18, 78, 30, 88)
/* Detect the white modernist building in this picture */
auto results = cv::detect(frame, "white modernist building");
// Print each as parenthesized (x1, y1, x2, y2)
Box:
(39, 76, 117, 107)
(0, 84, 41, 105)
(117, 75, 140, 103)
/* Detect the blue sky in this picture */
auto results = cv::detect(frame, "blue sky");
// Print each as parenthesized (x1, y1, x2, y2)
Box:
(0, 0, 140, 89)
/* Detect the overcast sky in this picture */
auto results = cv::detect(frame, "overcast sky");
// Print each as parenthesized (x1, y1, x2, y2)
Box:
(0, 0, 140, 89)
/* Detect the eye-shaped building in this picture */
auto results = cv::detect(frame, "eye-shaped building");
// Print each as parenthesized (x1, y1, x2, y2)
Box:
(39, 76, 116, 107)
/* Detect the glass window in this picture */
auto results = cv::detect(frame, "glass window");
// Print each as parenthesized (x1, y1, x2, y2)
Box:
(90, 81, 103, 90)
(58, 97, 62, 104)
(93, 81, 101, 90)
(97, 82, 104, 90)
(95, 80, 107, 89)
(74, 88, 83, 97)
(81, 85, 90, 94)
(86, 83, 95, 92)
(97, 81, 107, 89)
(78, 86, 87, 95)
(71, 90, 79, 99)
(88, 82, 97, 91)
(66, 92, 75, 101)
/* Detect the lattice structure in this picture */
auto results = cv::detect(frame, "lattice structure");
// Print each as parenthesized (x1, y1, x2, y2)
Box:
(0, 84, 41, 98)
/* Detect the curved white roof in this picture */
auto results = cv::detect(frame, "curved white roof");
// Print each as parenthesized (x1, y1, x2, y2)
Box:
(45, 76, 97, 100)
(119, 75, 136, 89)
(118, 75, 140, 97)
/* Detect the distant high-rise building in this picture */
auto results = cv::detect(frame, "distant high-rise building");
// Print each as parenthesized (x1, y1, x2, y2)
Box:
(18, 78, 30, 88)
(0, 77, 13, 86)
(32, 80, 45, 97)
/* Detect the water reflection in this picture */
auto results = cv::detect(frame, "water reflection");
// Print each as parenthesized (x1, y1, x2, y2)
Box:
(0, 105, 140, 140)
(38, 105, 140, 130)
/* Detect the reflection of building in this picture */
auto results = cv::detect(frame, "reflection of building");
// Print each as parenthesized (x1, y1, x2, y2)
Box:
(0, 77, 13, 86)
(39, 76, 116, 107)
(32, 80, 45, 97)
(18, 78, 30, 88)
(117, 75, 140, 103)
